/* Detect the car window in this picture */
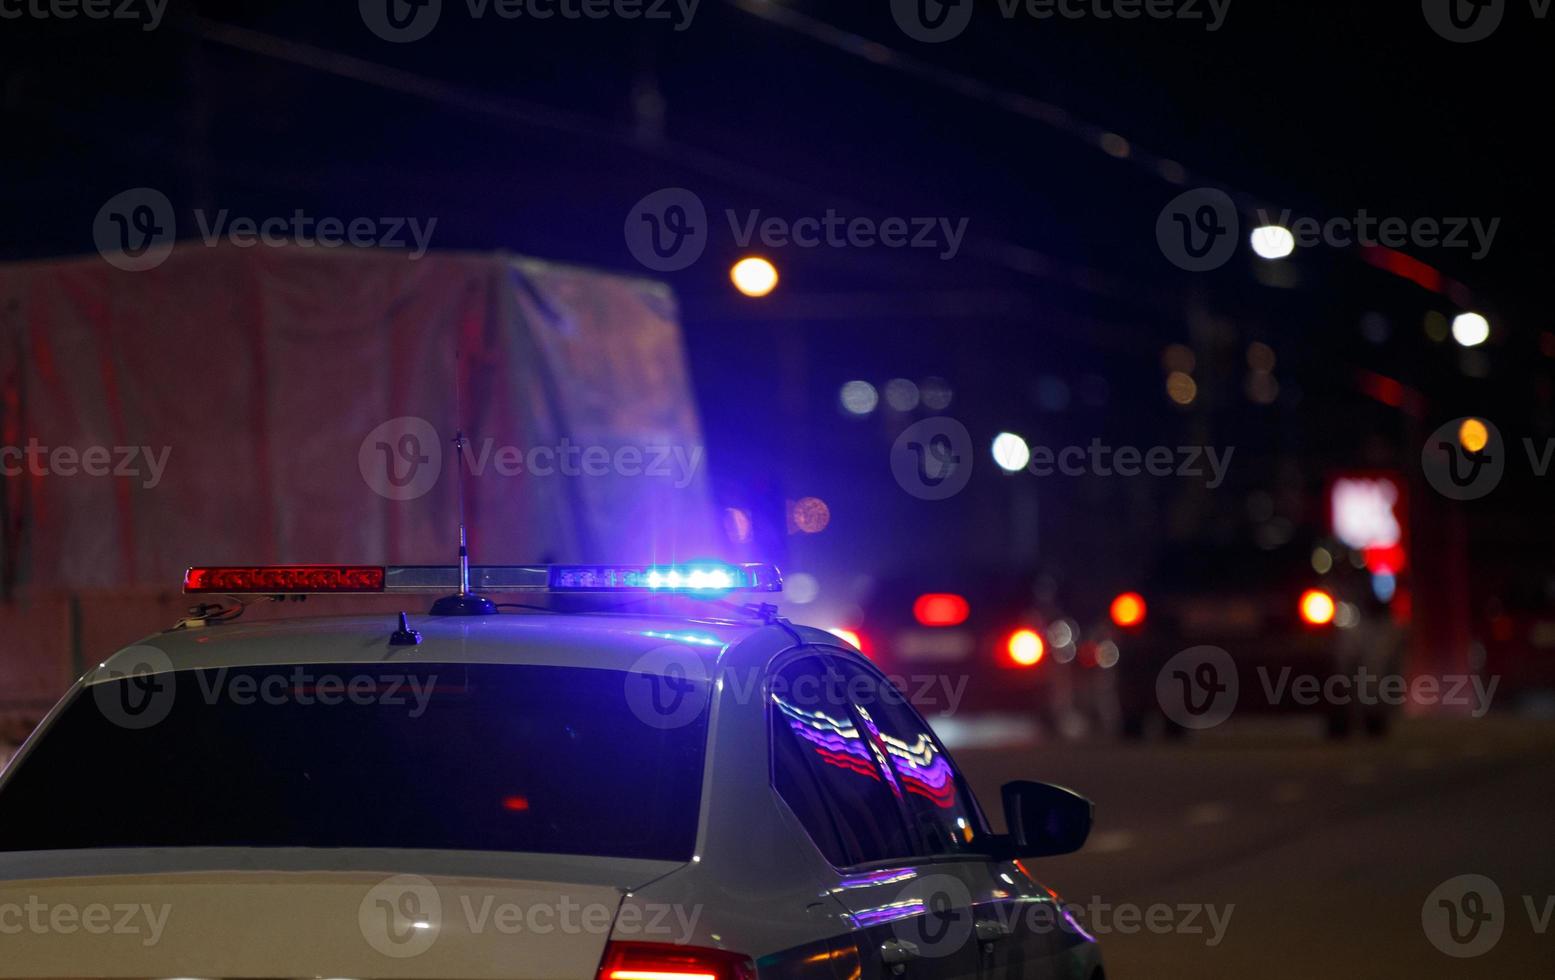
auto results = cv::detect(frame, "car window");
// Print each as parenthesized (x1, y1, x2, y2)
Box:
(0, 663, 708, 861)
(768, 656, 915, 866)
(836, 661, 984, 857)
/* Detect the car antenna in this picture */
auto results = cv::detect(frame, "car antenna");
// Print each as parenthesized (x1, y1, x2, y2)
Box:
(430, 428, 499, 617)
(389, 610, 423, 645)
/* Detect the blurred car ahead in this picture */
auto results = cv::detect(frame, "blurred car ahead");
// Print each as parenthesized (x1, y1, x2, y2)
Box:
(850, 573, 1119, 738)
(0, 562, 1103, 980)
(1110, 541, 1405, 739)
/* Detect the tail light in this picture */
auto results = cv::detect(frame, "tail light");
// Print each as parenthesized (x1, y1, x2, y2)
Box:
(1005, 628, 1045, 667)
(913, 592, 970, 627)
(597, 941, 755, 980)
(1109, 591, 1147, 628)
(1299, 589, 1336, 626)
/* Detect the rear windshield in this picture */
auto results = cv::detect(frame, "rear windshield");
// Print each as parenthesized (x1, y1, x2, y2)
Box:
(0, 662, 708, 861)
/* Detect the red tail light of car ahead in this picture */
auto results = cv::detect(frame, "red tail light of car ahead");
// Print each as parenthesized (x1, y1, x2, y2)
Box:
(1005, 628, 1045, 667)
(1109, 591, 1147, 628)
(598, 941, 755, 980)
(913, 592, 970, 627)
(1299, 588, 1337, 626)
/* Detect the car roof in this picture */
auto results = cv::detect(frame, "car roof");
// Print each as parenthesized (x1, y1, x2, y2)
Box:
(85, 611, 790, 684)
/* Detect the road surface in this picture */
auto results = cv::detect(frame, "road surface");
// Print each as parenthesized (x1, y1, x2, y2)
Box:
(950, 716, 1555, 978)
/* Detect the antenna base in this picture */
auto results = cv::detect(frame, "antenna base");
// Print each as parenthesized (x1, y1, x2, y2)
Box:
(429, 593, 499, 617)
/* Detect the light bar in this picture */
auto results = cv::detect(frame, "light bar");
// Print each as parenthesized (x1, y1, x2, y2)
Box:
(183, 563, 781, 595)
(548, 564, 781, 593)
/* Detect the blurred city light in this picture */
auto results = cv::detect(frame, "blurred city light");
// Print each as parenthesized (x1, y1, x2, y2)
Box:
(1166, 371, 1198, 405)
(730, 256, 778, 297)
(1250, 224, 1295, 259)
(1006, 628, 1045, 666)
(839, 380, 878, 415)
(991, 432, 1031, 472)
(1459, 417, 1490, 453)
(1452, 312, 1490, 347)
(1299, 588, 1337, 626)
(784, 572, 819, 604)
(1110, 592, 1147, 628)
(791, 496, 830, 533)
(883, 378, 920, 411)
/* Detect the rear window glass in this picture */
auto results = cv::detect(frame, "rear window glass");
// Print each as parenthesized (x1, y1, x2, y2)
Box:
(0, 663, 708, 861)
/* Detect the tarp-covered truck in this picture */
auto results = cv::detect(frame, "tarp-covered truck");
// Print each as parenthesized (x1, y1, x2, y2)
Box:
(0, 245, 717, 736)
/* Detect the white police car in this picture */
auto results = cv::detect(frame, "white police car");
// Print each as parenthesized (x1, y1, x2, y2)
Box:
(0, 562, 1101, 979)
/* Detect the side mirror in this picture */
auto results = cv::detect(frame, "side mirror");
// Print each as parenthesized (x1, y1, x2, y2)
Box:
(997, 780, 1093, 857)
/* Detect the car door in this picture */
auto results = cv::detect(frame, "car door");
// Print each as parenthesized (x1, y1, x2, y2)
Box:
(824, 652, 1087, 980)
(766, 653, 981, 980)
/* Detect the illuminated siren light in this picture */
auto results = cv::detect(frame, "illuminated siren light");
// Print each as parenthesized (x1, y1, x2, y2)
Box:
(183, 563, 782, 595)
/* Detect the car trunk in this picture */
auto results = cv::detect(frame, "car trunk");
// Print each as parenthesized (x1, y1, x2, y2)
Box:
(0, 850, 682, 979)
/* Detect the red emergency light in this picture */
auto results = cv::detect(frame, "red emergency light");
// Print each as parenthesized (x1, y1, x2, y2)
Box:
(184, 565, 386, 594)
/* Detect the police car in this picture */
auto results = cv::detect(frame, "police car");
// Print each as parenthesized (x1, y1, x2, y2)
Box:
(0, 562, 1101, 979)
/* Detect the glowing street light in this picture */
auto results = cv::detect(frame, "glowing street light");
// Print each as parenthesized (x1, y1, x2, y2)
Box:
(730, 256, 778, 297)
(1250, 224, 1295, 260)
(1451, 312, 1490, 347)
(991, 432, 1031, 472)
